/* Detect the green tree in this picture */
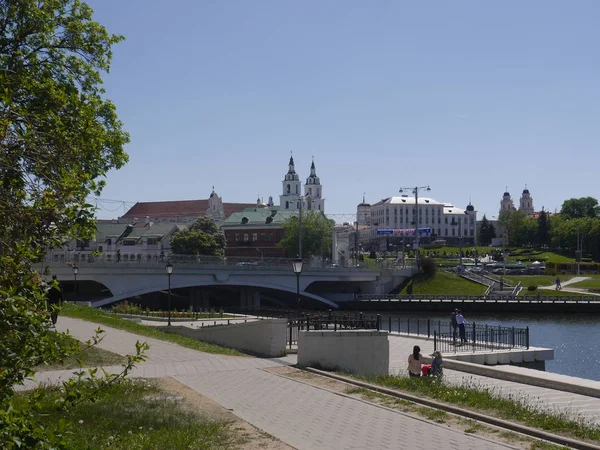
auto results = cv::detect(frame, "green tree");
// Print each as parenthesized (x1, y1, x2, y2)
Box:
(498, 210, 527, 246)
(536, 208, 550, 246)
(278, 211, 334, 259)
(512, 217, 538, 247)
(478, 215, 496, 245)
(560, 197, 600, 219)
(1, 1, 130, 446)
(170, 217, 225, 256)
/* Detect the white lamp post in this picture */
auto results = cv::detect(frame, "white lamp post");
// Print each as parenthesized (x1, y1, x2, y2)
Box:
(291, 258, 304, 316)
(166, 261, 173, 326)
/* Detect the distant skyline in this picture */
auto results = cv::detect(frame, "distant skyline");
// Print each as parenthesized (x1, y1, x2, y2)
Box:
(88, 0, 599, 222)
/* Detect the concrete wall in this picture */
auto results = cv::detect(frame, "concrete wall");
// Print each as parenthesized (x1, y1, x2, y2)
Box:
(298, 330, 389, 376)
(158, 318, 287, 357)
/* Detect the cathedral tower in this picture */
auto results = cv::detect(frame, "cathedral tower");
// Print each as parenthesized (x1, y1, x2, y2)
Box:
(499, 189, 515, 215)
(519, 186, 534, 216)
(304, 158, 325, 212)
(280, 156, 302, 210)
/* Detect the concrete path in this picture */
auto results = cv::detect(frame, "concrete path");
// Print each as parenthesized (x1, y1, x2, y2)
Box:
(31, 317, 516, 450)
(388, 334, 600, 426)
(539, 276, 592, 292)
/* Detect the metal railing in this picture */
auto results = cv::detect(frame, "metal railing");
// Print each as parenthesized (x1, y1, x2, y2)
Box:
(286, 314, 380, 348)
(512, 282, 522, 296)
(433, 324, 529, 354)
(356, 293, 600, 303)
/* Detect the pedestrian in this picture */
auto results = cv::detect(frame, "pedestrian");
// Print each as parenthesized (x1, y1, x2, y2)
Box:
(555, 277, 562, 290)
(116, 248, 121, 263)
(499, 277, 504, 291)
(456, 309, 468, 343)
(46, 275, 63, 326)
(450, 309, 458, 343)
(160, 250, 165, 261)
(407, 345, 423, 378)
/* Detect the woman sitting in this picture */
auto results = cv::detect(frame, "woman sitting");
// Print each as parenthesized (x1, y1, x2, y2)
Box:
(430, 351, 443, 377)
(407, 345, 422, 377)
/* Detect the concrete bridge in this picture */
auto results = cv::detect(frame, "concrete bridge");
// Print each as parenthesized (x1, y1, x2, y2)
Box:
(46, 258, 414, 309)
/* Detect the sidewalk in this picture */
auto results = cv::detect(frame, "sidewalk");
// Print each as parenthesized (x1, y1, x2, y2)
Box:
(32, 317, 516, 450)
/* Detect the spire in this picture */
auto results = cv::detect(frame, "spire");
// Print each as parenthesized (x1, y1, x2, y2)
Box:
(363, 193, 366, 204)
(310, 157, 316, 176)
(288, 153, 296, 174)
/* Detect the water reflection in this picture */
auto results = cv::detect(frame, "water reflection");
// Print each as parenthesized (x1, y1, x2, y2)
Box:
(397, 312, 600, 381)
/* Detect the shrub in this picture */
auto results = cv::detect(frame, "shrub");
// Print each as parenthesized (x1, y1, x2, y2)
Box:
(527, 285, 537, 291)
(419, 257, 437, 278)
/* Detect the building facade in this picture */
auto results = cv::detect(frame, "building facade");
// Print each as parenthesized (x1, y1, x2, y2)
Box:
(499, 186, 535, 217)
(279, 156, 325, 213)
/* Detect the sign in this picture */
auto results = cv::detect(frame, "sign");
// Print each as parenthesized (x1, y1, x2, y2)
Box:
(377, 228, 431, 236)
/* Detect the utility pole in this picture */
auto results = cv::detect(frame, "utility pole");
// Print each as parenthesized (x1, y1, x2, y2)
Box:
(399, 185, 431, 269)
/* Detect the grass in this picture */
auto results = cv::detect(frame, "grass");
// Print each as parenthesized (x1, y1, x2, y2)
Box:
(347, 374, 600, 442)
(38, 331, 126, 371)
(567, 276, 600, 289)
(504, 275, 574, 288)
(17, 379, 236, 449)
(61, 304, 244, 357)
(402, 272, 489, 295)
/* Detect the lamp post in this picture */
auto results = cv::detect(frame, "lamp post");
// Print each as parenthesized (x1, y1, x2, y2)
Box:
(491, 215, 507, 275)
(166, 261, 173, 326)
(399, 185, 431, 269)
(472, 248, 478, 267)
(72, 265, 79, 303)
(291, 258, 304, 317)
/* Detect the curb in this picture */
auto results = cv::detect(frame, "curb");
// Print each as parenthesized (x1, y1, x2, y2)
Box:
(303, 367, 600, 450)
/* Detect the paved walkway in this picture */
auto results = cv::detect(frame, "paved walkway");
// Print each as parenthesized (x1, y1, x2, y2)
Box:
(388, 334, 600, 425)
(31, 317, 516, 450)
(538, 276, 600, 295)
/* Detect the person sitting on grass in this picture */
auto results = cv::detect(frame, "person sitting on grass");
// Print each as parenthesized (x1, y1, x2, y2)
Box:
(430, 351, 443, 377)
(407, 345, 422, 378)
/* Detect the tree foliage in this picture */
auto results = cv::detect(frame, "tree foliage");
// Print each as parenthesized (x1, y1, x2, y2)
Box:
(278, 211, 334, 259)
(478, 215, 496, 245)
(560, 197, 600, 219)
(1, 1, 130, 446)
(536, 208, 550, 246)
(170, 217, 225, 256)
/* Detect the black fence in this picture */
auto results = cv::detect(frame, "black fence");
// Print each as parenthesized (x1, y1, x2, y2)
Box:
(357, 293, 600, 304)
(433, 325, 529, 354)
(286, 315, 380, 348)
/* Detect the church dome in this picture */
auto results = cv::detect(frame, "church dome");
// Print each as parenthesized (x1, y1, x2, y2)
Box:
(466, 203, 475, 212)
(257, 202, 268, 208)
(523, 188, 530, 194)
(503, 191, 510, 197)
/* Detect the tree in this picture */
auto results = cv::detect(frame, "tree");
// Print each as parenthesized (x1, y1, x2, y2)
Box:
(560, 197, 600, 219)
(1, 1, 130, 446)
(278, 211, 334, 259)
(498, 210, 527, 246)
(537, 208, 550, 247)
(478, 215, 496, 245)
(170, 217, 225, 256)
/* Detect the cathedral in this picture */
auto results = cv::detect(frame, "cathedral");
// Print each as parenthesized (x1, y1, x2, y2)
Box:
(499, 186, 535, 216)
(279, 156, 325, 213)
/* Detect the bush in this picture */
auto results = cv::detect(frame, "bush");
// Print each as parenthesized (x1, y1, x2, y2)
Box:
(527, 285, 537, 291)
(419, 257, 437, 278)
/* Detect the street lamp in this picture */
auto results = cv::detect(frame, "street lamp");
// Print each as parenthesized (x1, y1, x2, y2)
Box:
(72, 265, 79, 303)
(165, 261, 173, 326)
(399, 185, 431, 269)
(451, 216, 463, 269)
(291, 257, 304, 316)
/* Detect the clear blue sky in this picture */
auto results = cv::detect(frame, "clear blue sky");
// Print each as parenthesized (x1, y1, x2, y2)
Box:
(89, 0, 600, 222)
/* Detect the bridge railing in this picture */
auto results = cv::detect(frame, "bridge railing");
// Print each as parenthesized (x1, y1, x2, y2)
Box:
(44, 252, 415, 272)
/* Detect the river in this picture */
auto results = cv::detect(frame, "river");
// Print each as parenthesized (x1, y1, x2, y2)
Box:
(397, 312, 600, 381)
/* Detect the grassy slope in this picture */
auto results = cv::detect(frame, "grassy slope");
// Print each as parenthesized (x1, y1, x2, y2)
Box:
(567, 276, 600, 289)
(38, 332, 126, 371)
(61, 304, 244, 357)
(403, 272, 489, 295)
(17, 380, 235, 449)
(504, 275, 574, 287)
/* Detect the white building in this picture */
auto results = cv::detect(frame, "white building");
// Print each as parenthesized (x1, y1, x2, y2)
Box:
(279, 156, 325, 212)
(363, 194, 477, 249)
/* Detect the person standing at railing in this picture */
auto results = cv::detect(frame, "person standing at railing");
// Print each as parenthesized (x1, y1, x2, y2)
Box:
(456, 310, 468, 344)
(450, 309, 458, 344)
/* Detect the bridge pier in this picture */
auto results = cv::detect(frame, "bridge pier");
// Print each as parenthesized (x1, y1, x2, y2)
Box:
(239, 288, 261, 312)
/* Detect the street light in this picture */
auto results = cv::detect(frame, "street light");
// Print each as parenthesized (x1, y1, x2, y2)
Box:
(165, 261, 173, 326)
(399, 185, 431, 269)
(72, 265, 79, 303)
(291, 257, 304, 316)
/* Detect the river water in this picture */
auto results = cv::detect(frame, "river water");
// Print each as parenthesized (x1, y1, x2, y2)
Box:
(398, 312, 600, 381)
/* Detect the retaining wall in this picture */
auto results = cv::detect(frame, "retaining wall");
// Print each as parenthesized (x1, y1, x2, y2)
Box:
(158, 318, 287, 357)
(298, 330, 389, 376)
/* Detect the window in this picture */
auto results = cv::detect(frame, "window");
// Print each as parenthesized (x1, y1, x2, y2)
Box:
(287, 184, 290, 194)
(452, 228, 455, 236)
(268, 233, 273, 242)
(285, 201, 289, 209)
(437, 217, 441, 224)
(243, 233, 249, 242)
(147, 238, 158, 245)
(444, 217, 448, 224)
(235, 233, 240, 242)
(445, 229, 448, 236)
(252, 233, 258, 242)
(296, 185, 299, 194)
(123, 240, 135, 246)
(261, 232, 266, 241)
(98, 245, 103, 252)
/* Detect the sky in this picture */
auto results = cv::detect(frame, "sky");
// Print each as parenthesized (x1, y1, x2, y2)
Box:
(88, 0, 600, 223)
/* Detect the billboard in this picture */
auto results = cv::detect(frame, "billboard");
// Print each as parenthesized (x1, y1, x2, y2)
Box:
(377, 228, 431, 236)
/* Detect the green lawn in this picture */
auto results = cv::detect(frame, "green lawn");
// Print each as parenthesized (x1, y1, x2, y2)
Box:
(38, 331, 126, 371)
(519, 288, 590, 298)
(403, 272, 488, 295)
(61, 304, 244, 357)
(567, 276, 600, 289)
(16, 380, 236, 449)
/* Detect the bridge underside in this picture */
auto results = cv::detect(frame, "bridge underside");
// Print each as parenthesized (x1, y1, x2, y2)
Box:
(87, 283, 341, 310)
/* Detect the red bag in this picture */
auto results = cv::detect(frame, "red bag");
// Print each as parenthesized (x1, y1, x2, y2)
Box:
(421, 364, 432, 377)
